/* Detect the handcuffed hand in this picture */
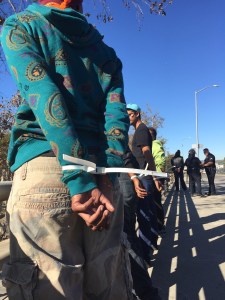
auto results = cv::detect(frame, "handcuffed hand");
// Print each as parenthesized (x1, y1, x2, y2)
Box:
(132, 177, 148, 199)
(154, 179, 163, 192)
(71, 176, 114, 231)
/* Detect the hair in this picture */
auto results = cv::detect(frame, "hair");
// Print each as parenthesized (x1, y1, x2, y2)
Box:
(149, 127, 157, 140)
(174, 150, 180, 157)
(188, 149, 195, 157)
(127, 109, 141, 120)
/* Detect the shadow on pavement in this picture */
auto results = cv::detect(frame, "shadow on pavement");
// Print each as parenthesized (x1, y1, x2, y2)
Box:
(151, 188, 225, 300)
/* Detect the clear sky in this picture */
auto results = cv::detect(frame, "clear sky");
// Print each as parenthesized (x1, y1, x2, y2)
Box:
(0, 0, 224, 161)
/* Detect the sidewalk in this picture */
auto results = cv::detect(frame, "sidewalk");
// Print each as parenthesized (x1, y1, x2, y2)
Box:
(0, 175, 224, 299)
(150, 174, 225, 300)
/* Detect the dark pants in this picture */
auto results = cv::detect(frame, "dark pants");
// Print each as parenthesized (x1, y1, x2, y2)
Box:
(137, 177, 158, 264)
(118, 173, 159, 300)
(205, 168, 216, 194)
(174, 170, 187, 191)
(153, 182, 165, 231)
(188, 171, 202, 195)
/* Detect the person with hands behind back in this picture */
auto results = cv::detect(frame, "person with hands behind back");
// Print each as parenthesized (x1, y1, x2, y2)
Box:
(1, 0, 132, 298)
(149, 127, 166, 232)
(126, 104, 161, 265)
(119, 148, 161, 300)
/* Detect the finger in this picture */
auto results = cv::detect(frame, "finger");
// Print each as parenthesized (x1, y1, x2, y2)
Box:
(86, 209, 110, 231)
(136, 187, 147, 194)
(89, 208, 109, 228)
(136, 188, 147, 195)
(72, 197, 94, 212)
(79, 205, 105, 227)
(99, 193, 114, 212)
(136, 187, 146, 192)
(137, 187, 147, 193)
(90, 210, 109, 231)
(137, 193, 146, 199)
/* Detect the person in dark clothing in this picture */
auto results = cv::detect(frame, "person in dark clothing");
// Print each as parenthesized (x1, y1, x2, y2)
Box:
(126, 103, 162, 266)
(149, 127, 166, 232)
(202, 148, 216, 195)
(119, 148, 161, 300)
(185, 149, 204, 197)
(171, 150, 187, 191)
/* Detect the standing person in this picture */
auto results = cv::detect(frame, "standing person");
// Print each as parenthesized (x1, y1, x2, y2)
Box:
(185, 149, 204, 197)
(202, 148, 216, 195)
(119, 148, 161, 300)
(149, 127, 166, 232)
(126, 104, 161, 265)
(171, 150, 187, 192)
(1, 1, 132, 299)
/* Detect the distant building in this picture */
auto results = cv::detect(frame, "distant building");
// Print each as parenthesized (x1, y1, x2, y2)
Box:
(215, 160, 225, 172)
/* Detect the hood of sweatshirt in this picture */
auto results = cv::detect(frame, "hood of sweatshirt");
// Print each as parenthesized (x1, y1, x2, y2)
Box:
(153, 139, 163, 148)
(27, 3, 103, 47)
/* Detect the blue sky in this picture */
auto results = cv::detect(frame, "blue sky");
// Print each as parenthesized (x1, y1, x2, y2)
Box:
(0, 0, 224, 160)
(84, 0, 225, 160)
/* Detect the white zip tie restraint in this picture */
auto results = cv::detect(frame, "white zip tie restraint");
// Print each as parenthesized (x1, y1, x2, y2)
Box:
(62, 154, 168, 179)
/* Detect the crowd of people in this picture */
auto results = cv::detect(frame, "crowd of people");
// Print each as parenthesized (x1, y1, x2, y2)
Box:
(171, 148, 216, 197)
(0, 0, 217, 299)
(121, 104, 166, 299)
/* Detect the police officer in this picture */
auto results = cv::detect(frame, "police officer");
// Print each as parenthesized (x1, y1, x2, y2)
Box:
(185, 149, 204, 197)
(202, 148, 216, 195)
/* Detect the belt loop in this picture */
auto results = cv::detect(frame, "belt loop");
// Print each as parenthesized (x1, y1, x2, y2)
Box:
(21, 162, 28, 180)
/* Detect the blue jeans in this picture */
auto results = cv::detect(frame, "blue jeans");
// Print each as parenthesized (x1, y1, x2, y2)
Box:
(136, 177, 158, 263)
(119, 173, 159, 300)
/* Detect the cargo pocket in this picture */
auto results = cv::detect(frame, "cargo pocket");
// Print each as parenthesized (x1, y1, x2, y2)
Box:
(2, 261, 38, 300)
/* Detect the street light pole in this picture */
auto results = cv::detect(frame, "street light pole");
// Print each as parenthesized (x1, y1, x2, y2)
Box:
(194, 84, 219, 157)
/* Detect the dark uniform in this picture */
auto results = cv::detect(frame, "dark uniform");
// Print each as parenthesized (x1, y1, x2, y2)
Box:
(185, 149, 203, 196)
(204, 152, 216, 195)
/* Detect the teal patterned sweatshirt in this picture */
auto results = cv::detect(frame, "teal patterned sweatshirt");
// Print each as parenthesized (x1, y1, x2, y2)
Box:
(1, 3, 129, 196)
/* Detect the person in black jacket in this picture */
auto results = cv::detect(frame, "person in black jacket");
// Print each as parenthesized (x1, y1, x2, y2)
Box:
(202, 148, 216, 195)
(171, 150, 187, 191)
(119, 148, 161, 300)
(185, 149, 204, 197)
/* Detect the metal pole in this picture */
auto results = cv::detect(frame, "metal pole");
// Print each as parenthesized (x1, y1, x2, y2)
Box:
(194, 84, 219, 157)
(195, 91, 199, 157)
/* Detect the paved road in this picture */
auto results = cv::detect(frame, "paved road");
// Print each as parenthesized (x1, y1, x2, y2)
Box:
(1, 174, 225, 299)
(150, 174, 225, 300)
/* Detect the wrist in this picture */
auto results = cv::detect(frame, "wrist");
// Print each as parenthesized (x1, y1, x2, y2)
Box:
(130, 175, 138, 180)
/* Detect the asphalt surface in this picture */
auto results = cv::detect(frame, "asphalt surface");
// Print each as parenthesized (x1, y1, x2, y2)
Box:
(0, 174, 225, 299)
(150, 174, 225, 300)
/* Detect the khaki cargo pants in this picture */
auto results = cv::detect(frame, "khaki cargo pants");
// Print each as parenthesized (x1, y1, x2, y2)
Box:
(2, 157, 133, 299)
